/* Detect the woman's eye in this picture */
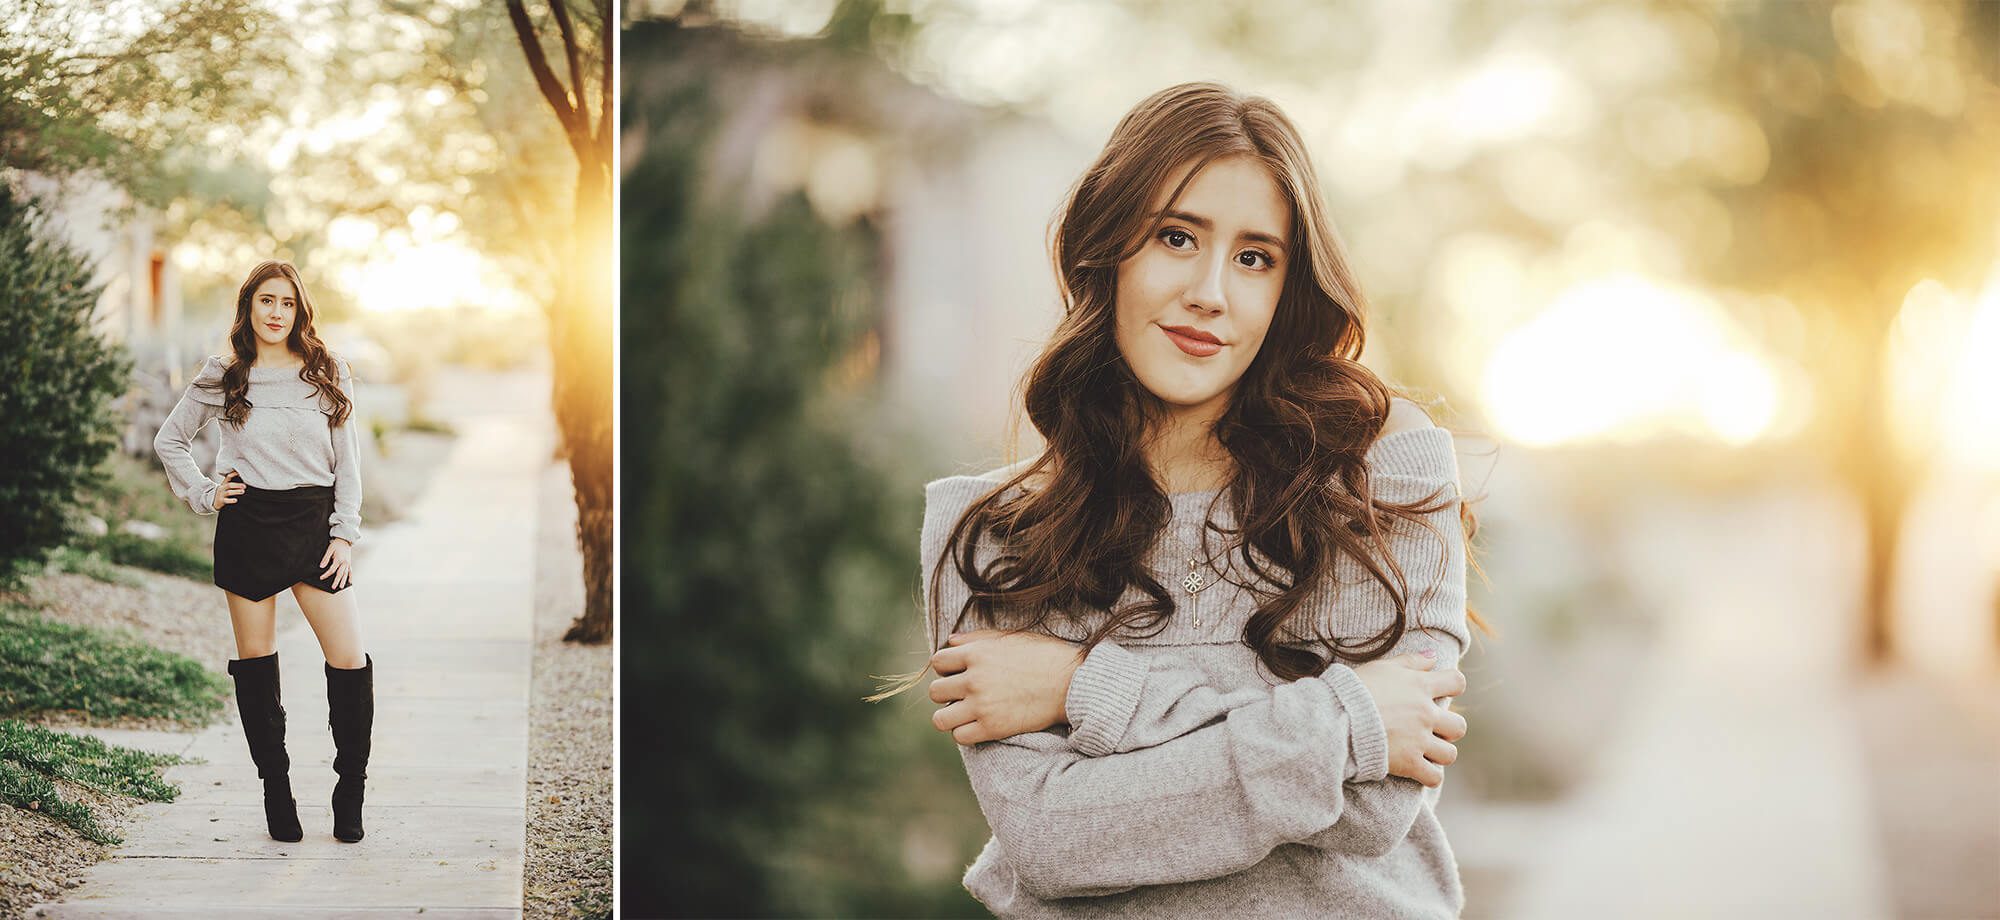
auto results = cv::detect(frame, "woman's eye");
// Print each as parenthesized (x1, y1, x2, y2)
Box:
(1158, 228, 1195, 250)
(1238, 249, 1275, 270)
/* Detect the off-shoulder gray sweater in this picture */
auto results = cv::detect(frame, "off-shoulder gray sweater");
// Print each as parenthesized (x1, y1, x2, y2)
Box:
(152, 354, 363, 545)
(920, 426, 1470, 918)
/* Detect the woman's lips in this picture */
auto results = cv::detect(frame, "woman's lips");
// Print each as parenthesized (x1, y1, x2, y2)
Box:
(1160, 325, 1223, 358)
(265, 323, 283, 332)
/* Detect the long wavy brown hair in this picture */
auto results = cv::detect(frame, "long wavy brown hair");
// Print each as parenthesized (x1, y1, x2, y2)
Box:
(929, 82, 1489, 684)
(197, 260, 352, 428)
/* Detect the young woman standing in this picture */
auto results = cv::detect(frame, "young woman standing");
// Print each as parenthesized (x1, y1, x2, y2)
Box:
(902, 83, 1485, 916)
(154, 260, 375, 844)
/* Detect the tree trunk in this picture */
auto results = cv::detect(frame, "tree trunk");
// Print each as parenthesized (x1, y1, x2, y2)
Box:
(1858, 473, 1902, 667)
(1848, 327, 1905, 669)
(553, 158, 613, 644)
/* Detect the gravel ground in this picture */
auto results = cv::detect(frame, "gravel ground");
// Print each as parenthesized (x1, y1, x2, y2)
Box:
(0, 780, 115, 917)
(522, 457, 613, 919)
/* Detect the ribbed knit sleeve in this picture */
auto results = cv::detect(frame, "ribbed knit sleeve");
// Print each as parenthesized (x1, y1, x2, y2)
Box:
(1057, 422, 1472, 856)
(1303, 626, 1464, 858)
(921, 476, 1389, 898)
(326, 357, 362, 544)
(152, 355, 227, 515)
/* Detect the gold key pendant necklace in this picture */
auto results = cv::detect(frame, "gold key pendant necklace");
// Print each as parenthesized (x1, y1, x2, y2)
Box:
(1181, 557, 1208, 594)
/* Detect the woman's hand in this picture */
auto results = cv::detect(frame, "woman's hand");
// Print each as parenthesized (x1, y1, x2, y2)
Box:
(210, 470, 245, 511)
(928, 629, 1087, 745)
(318, 537, 354, 590)
(1353, 651, 1468, 788)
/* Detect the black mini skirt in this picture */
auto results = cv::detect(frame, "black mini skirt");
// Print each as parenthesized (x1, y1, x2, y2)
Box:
(213, 484, 352, 602)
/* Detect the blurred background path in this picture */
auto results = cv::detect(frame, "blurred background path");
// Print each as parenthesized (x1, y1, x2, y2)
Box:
(33, 366, 554, 919)
(1445, 483, 1999, 919)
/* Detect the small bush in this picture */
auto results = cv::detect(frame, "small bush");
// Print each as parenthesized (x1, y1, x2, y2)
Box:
(77, 532, 209, 581)
(0, 604, 228, 726)
(0, 719, 184, 843)
(0, 188, 133, 588)
(38, 546, 143, 587)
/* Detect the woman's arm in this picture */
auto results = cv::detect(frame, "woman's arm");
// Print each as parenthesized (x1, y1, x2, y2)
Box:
(327, 358, 362, 545)
(1070, 418, 1473, 858)
(153, 361, 225, 515)
(936, 423, 1474, 857)
(932, 630, 1461, 783)
(920, 477, 1442, 898)
(1059, 624, 1467, 859)
(1064, 410, 1463, 752)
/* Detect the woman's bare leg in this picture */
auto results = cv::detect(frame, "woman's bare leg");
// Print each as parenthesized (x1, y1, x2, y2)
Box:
(223, 588, 304, 841)
(296, 580, 373, 842)
(224, 590, 279, 658)
(291, 582, 368, 669)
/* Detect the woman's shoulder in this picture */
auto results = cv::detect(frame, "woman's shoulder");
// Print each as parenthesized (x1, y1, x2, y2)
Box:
(923, 457, 1044, 524)
(927, 455, 1044, 489)
(195, 353, 233, 378)
(186, 354, 231, 404)
(1364, 397, 1457, 485)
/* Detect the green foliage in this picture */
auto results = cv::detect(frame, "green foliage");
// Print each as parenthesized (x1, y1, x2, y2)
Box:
(0, 189, 133, 589)
(0, 719, 185, 844)
(0, 604, 229, 727)
(76, 533, 210, 581)
(620, 21, 981, 917)
(35, 546, 144, 587)
(68, 450, 214, 580)
(0, 0, 290, 206)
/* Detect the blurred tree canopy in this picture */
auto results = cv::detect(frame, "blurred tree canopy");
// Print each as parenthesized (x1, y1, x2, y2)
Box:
(0, 0, 289, 207)
(1698, 2, 2000, 661)
(620, 19, 984, 917)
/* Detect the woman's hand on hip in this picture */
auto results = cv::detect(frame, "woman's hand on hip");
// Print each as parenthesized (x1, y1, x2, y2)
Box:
(927, 629, 1086, 745)
(1352, 651, 1468, 788)
(211, 470, 245, 511)
(318, 537, 353, 590)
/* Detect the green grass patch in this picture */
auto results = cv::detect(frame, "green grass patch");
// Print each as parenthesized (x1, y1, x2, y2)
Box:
(73, 531, 209, 581)
(403, 414, 456, 436)
(34, 545, 143, 587)
(0, 719, 184, 843)
(69, 451, 213, 579)
(0, 604, 228, 726)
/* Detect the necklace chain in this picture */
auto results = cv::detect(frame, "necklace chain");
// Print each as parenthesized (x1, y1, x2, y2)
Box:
(1174, 531, 1230, 595)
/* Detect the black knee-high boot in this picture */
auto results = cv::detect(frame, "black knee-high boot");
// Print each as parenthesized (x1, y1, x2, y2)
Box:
(326, 654, 374, 842)
(226, 652, 305, 843)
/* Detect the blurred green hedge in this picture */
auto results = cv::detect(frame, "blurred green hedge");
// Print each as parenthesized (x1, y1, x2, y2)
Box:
(619, 20, 986, 919)
(0, 188, 132, 588)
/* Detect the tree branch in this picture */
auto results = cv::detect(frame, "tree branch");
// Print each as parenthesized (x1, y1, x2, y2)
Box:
(505, 0, 585, 154)
(548, 0, 587, 137)
(594, 0, 611, 153)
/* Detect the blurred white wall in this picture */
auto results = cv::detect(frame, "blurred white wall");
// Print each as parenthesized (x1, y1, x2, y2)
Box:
(880, 114, 1090, 470)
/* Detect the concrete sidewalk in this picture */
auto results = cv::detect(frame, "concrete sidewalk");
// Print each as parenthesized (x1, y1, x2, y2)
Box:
(1494, 488, 1896, 919)
(31, 367, 553, 919)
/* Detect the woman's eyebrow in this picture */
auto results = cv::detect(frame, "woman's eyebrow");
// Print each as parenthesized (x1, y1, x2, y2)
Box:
(1160, 209, 1288, 253)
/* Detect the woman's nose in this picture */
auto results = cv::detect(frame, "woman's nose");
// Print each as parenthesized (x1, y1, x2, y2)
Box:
(1185, 253, 1229, 314)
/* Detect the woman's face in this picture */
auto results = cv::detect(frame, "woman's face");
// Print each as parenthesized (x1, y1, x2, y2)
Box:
(1113, 154, 1291, 423)
(250, 276, 299, 347)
